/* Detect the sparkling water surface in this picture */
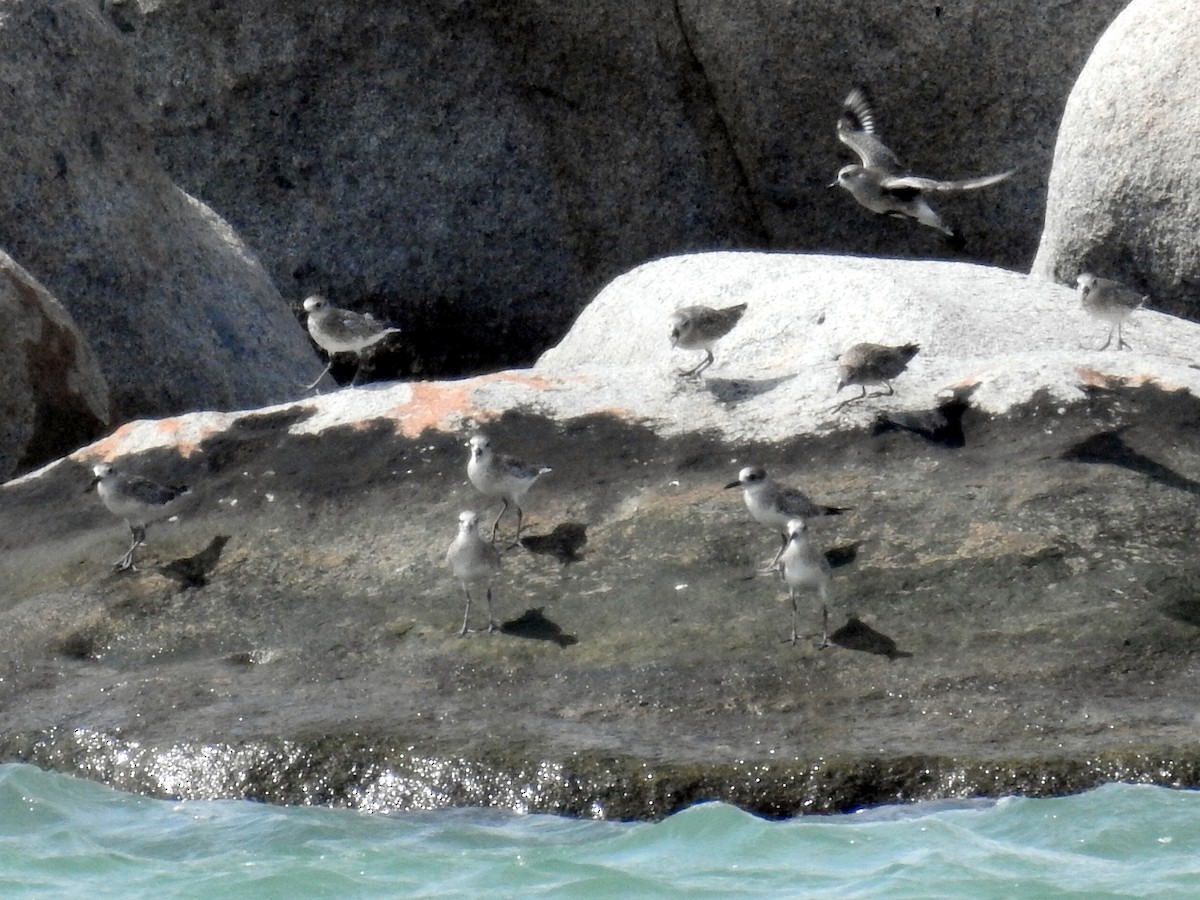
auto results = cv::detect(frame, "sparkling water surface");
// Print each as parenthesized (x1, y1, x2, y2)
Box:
(1, 763, 1198, 897)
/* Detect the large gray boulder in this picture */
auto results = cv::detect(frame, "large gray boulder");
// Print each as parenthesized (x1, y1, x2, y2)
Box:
(1032, 0, 1200, 315)
(6, 253, 1200, 816)
(0, 254, 110, 479)
(102, 0, 1126, 375)
(0, 0, 317, 420)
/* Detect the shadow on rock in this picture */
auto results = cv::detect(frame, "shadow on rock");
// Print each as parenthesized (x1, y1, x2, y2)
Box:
(825, 542, 861, 570)
(830, 616, 911, 659)
(872, 387, 975, 448)
(501, 608, 578, 647)
(1060, 427, 1200, 495)
(158, 535, 231, 590)
(521, 523, 587, 564)
(703, 375, 794, 405)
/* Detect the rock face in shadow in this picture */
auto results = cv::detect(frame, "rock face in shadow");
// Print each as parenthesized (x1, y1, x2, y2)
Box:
(100, 0, 1126, 376)
(1032, 0, 1200, 317)
(5, 254, 1200, 818)
(0, 255, 110, 479)
(0, 0, 316, 419)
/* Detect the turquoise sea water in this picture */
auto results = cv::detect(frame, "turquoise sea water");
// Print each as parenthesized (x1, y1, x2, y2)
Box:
(1, 763, 1199, 897)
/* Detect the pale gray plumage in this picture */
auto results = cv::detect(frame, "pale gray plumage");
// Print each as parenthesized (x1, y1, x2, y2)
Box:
(668, 303, 748, 377)
(779, 518, 832, 647)
(1076, 273, 1145, 351)
(724, 466, 845, 566)
(835, 342, 920, 409)
(445, 510, 503, 635)
(834, 86, 1013, 241)
(467, 435, 552, 544)
(303, 295, 401, 388)
(91, 463, 190, 571)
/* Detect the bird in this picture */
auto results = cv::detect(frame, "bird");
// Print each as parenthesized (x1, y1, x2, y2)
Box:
(779, 519, 832, 647)
(668, 303, 748, 377)
(1076, 273, 1145, 351)
(302, 295, 401, 389)
(466, 435, 552, 545)
(833, 85, 1013, 243)
(724, 466, 846, 567)
(90, 463, 191, 571)
(445, 510, 503, 635)
(835, 342, 920, 410)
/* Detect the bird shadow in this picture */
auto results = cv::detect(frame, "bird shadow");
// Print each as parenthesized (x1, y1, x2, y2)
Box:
(157, 535, 232, 591)
(500, 608, 578, 647)
(825, 542, 861, 570)
(520, 523, 588, 564)
(703, 375, 795, 405)
(1059, 427, 1200, 495)
(872, 387, 976, 448)
(829, 616, 912, 659)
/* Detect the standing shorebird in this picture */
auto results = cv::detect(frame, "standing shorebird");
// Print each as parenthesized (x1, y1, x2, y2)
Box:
(779, 519, 833, 647)
(724, 466, 846, 567)
(445, 511, 503, 635)
(303, 295, 401, 389)
(466, 435, 552, 545)
(668, 303, 748, 377)
(835, 342, 920, 410)
(90, 463, 190, 571)
(833, 86, 1013, 244)
(1076, 273, 1145, 351)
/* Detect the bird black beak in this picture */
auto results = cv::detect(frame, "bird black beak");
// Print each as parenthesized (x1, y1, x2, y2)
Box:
(723, 480, 742, 490)
(84, 475, 100, 494)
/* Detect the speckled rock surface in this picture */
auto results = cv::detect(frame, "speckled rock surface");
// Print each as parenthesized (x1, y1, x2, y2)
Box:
(1032, 0, 1200, 317)
(5, 253, 1200, 818)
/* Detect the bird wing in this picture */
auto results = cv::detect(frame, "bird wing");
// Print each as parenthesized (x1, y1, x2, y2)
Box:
(330, 308, 399, 341)
(125, 476, 187, 506)
(880, 169, 1014, 194)
(778, 486, 821, 518)
(837, 87, 903, 172)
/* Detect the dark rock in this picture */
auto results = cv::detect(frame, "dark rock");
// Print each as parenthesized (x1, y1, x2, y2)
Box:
(0, 0, 316, 420)
(99, 0, 1126, 376)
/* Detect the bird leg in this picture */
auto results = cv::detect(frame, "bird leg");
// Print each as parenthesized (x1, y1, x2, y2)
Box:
(459, 586, 472, 636)
(485, 587, 498, 633)
(504, 504, 529, 551)
(490, 499, 509, 544)
(114, 524, 146, 572)
(832, 385, 868, 411)
(1116, 324, 1131, 351)
(676, 350, 714, 378)
(866, 381, 896, 399)
(304, 361, 334, 391)
(789, 589, 799, 646)
(757, 533, 788, 573)
(817, 604, 831, 650)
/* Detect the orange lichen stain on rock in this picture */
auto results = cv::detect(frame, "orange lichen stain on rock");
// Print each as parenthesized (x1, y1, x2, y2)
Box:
(75, 415, 224, 462)
(381, 379, 489, 438)
(377, 371, 577, 437)
(1076, 368, 1185, 392)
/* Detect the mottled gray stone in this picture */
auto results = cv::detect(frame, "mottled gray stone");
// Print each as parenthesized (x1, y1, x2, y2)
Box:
(100, 0, 1126, 376)
(1032, 0, 1200, 316)
(0, 0, 317, 420)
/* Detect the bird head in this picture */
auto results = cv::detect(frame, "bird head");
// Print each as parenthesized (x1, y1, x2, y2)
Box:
(786, 518, 809, 541)
(1075, 273, 1096, 296)
(724, 465, 766, 490)
(457, 510, 480, 534)
(302, 295, 329, 314)
(468, 435, 490, 461)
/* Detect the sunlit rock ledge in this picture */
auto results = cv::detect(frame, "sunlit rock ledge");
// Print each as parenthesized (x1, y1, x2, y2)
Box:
(4, 252, 1200, 819)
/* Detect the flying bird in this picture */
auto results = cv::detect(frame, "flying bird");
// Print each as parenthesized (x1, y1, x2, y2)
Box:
(833, 86, 1013, 244)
